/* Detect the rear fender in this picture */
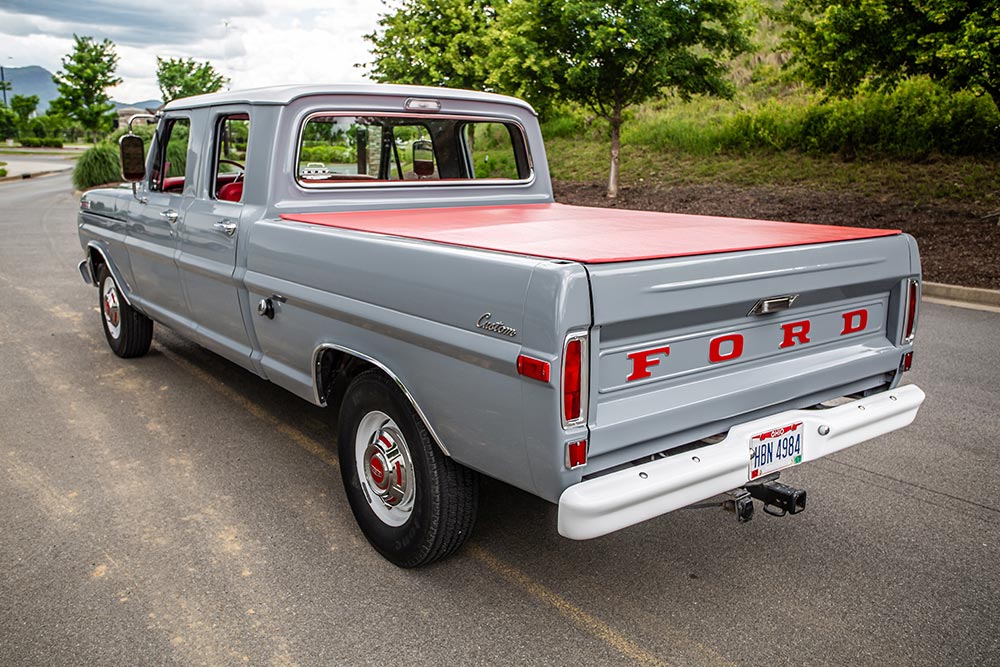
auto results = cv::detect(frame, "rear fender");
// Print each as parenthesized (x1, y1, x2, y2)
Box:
(85, 242, 135, 307)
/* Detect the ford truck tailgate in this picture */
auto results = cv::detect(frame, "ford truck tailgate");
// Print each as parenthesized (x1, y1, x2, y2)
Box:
(583, 233, 918, 472)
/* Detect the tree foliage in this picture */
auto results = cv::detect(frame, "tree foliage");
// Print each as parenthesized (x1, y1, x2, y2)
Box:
(52, 35, 122, 140)
(490, 0, 751, 197)
(156, 57, 228, 103)
(781, 0, 1000, 112)
(10, 94, 39, 130)
(364, 0, 496, 90)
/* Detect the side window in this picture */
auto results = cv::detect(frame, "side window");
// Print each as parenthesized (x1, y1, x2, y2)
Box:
(150, 118, 190, 192)
(463, 122, 520, 180)
(213, 114, 250, 202)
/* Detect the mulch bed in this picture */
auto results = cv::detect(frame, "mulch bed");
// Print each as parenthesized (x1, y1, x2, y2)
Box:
(553, 180, 1000, 290)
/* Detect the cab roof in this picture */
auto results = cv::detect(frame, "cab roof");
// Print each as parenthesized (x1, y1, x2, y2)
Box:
(162, 83, 536, 115)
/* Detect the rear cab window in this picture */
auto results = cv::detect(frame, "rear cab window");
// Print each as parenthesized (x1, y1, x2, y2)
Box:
(296, 114, 531, 187)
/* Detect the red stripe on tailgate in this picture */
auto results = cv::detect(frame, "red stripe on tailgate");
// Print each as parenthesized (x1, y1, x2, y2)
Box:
(280, 203, 900, 264)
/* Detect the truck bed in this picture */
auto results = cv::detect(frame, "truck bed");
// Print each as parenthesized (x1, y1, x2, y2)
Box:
(280, 203, 899, 263)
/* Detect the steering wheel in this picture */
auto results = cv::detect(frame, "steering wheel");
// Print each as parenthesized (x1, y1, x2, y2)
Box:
(219, 159, 245, 181)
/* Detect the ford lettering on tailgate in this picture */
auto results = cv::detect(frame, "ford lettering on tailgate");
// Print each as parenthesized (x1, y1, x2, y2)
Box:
(601, 301, 885, 390)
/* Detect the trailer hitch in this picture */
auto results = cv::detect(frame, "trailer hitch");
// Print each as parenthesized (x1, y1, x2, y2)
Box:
(746, 480, 807, 517)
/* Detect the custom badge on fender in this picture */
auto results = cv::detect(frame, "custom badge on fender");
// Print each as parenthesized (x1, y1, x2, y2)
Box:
(476, 312, 517, 337)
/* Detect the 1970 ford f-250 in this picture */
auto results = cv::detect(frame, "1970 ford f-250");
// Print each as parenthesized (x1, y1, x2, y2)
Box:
(77, 84, 925, 567)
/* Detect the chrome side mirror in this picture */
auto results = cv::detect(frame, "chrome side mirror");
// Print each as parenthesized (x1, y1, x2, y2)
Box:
(120, 113, 156, 203)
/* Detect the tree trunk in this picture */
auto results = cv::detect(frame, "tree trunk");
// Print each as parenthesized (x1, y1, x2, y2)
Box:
(607, 107, 622, 199)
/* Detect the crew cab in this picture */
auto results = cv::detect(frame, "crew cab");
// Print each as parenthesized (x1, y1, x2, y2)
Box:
(77, 84, 925, 567)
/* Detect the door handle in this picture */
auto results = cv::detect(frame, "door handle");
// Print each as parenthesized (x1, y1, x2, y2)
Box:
(213, 220, 238, 236)
(160, 209, 179, 223)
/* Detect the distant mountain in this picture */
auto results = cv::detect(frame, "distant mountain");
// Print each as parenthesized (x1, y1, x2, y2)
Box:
(113, 99, 162, 111)
(0, 65, 161, 113)
(1, 66, 58, 111)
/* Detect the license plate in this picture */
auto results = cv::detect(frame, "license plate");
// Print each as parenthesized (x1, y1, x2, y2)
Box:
(749, 422, 804, 479)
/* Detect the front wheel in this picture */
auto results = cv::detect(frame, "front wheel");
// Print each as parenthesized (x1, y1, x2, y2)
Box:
(338, 370, 478, 567)
(97, 265, 153, 358)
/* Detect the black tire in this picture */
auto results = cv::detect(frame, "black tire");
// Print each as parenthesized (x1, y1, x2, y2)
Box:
(338, 369, 478, 567)
(97, 265, 153, 358)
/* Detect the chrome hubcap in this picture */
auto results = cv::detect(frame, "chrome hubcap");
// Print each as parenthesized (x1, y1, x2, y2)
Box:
(102, 279, 121, 340)
(355, 411, 415, 526)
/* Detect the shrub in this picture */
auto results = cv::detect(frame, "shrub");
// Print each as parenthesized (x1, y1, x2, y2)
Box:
(300, 144, 353, 164)
(18, 137, 64, 148)
(73, 143, 120, 190)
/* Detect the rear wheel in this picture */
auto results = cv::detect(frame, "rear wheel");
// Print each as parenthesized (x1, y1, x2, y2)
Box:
(338, 369, 478, 567)
(97, 265, 152, 358)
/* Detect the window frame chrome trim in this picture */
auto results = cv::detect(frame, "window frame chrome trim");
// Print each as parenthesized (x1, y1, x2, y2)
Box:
(293, 111, 535, 191)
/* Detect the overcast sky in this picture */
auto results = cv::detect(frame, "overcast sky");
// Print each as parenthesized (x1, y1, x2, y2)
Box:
(1, 0, 390, 102)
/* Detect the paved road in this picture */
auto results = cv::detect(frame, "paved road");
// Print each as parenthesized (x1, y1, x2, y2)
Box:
(0, 152, 75, 178)
(1, 173, 998, 667)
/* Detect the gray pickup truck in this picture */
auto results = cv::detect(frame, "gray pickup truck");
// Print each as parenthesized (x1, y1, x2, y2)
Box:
(77, 84, 925, 567)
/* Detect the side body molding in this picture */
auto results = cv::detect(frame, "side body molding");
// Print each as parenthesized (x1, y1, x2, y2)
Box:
(312, 342, 451, 457)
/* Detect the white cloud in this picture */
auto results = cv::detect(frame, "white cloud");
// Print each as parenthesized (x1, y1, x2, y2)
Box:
(1, 1, 390, 103)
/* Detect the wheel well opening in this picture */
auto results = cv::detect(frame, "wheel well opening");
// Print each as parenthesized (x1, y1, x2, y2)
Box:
(316, 348, 376, 413)
(89, 248, 107, 278)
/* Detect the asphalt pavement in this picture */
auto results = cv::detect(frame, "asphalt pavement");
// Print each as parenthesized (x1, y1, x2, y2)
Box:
(1, 172, 998, 667)
(0, 152, 75, 179)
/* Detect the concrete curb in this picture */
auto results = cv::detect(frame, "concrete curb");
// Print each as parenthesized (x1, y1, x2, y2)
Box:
(0, 169, 71, 183)
(923, 282, 1000, 308)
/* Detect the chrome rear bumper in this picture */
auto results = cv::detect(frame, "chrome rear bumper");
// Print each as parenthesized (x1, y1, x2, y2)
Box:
(558, 384, 925, 540)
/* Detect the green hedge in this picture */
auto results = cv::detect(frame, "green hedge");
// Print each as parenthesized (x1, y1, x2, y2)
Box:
(73, 143, 120, 190)
(18, 137, 64, 148)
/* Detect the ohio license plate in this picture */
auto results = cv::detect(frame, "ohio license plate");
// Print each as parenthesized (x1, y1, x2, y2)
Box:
(749, 422, 803, 479)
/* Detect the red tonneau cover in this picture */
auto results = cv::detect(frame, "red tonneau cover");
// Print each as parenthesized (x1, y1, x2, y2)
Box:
(280, 203, 900, 264)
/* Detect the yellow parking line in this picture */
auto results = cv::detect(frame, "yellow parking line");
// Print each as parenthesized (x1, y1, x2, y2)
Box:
(156, 342, 730, 667)
(467, 544, 672, 667)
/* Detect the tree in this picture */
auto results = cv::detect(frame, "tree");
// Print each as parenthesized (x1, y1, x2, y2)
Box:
(51, 35, 122, 141)
(363, 0, 496, 90)
(781, 0, 1000, 113)
(491, 0, 751, 198)
(10, 94, 39, 124)
(156, 57, 228, 103)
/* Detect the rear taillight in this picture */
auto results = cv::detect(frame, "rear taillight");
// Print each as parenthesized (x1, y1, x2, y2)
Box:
(901, 351, 914, 372)
(561, 333, 588, 427)
(903, 279, 919, 343)
(566, 439, 588, 469)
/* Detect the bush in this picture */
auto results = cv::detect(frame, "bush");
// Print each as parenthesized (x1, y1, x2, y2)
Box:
(792, 78, 1000, 158)
(300, 144, 353, 164)
(18, 137, 64, 148)
(602, 76, 1000, 160)
(73, 143, 121, 190)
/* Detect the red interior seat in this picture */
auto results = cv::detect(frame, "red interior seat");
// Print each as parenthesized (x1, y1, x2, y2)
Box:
(218, 181, 243, 202)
